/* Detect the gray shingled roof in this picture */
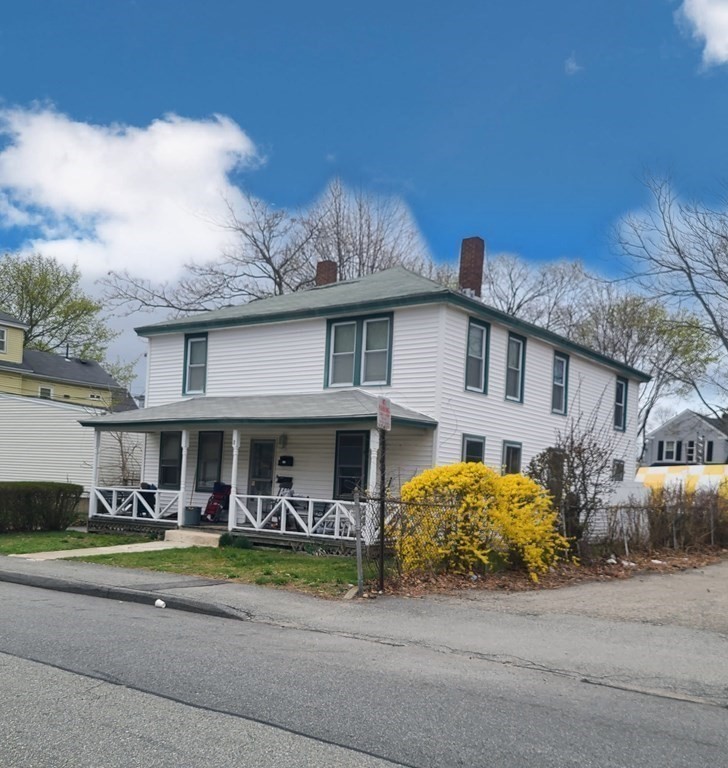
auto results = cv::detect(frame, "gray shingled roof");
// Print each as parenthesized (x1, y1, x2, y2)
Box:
(21, 349, 122, 389)
(80, 390, 437, 430)
(135, 267, 448, 334)
(134, 266, 651, 382)
(0, 310, 27, 328)
(696, 411, 728, 437)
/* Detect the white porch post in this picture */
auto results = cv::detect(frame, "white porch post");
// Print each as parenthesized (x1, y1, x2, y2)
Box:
(229, 429, 240, 531)
(89, 429, 101, 519)
(367, 428, 380, 496)
(177, 429, 190, 528)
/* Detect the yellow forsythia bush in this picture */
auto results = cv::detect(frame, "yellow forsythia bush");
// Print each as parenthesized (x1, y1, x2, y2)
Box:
(396, 462, 569, 581)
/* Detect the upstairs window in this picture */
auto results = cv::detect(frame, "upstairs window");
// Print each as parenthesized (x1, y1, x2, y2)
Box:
(551, 353, 568, 414)
(184, 334, 207, 395)
(0, 328, 6, 353)
(505, 334, 525, 402)
(39, 386, 52, 400)
(327, 315, 392, 387)
(686, 441, 695, 463)
(462, 435, 485, 463)
(465, 320, 489, 393)
(614, 376, 627, 431)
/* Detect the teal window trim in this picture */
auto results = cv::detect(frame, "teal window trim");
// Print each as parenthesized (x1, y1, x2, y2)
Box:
(462, 434, 486, 463)
(195, 431, 223, 492)
(502, 441, 523, 474)
(159, 431, 182, 490)
(614, 376, 628, 431)
(465, 319, 490, 394)
(325, 313, 393, 388)
(183, 333, 208, 395)
(333, 430, 370, 499)
(505, 333, 526, 403)
(551, 352, 569, 415)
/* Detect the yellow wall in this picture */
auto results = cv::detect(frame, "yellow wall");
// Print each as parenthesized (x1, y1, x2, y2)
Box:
(0, 323, 116, 408)
(20, 377, 114, 408)
(0, 370, 114, 408)
(0, 325, 24, 364)
(0, 370, 24, 396)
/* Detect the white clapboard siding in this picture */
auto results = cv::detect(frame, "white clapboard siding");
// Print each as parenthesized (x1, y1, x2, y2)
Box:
(435, 306, 639, 479)
(142, 422, 435, 506)
(146, 333, 185, 407)
(0, 394, 141, 491)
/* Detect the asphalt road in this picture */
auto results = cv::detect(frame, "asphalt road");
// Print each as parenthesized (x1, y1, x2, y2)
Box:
(1, 582, 726, 767)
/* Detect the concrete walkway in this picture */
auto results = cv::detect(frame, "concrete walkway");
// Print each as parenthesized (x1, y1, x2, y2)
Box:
(8, 529, 221, 561)
(0, 550, 727, 708)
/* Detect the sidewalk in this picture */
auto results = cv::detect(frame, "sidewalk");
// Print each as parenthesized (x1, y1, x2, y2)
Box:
(1, 552, 727, 708)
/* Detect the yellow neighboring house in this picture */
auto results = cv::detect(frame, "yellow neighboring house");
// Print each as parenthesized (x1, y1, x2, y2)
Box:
(0, 310, 126, 408)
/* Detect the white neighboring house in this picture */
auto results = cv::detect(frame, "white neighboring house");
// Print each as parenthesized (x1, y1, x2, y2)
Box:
(0, 394, 140, 491)
(643, 410, 728, 466)
(0, 308, 141, 493)
(82, 238, 649, 540)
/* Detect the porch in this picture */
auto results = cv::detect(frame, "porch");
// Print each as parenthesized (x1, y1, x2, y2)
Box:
(80, 390, 437, 544)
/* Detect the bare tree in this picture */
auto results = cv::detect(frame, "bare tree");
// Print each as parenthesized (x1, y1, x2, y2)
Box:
(568, 283, 714, 444)
(101, 180, 433, 316)
(307, 179, 431, 280)
(527, 401, 622, 546)
(620, 177, 728, 412)
(480, 254, 590, 333)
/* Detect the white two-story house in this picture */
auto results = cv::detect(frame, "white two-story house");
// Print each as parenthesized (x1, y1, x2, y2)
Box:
(83, 237, 648, 540)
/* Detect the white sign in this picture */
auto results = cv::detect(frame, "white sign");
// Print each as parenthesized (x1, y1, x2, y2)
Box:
(377, 397, 392, 431)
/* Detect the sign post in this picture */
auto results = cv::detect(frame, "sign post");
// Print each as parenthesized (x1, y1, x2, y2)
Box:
(377, 398, 391, 592)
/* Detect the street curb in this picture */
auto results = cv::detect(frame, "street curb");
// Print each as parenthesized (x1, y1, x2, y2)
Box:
(0, 569, 246, 621)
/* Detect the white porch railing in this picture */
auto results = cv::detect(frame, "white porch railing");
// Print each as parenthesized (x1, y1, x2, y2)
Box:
(231, 494, 368, 541)
(90, 487, 388, 543)
(91, 486, 180, 521)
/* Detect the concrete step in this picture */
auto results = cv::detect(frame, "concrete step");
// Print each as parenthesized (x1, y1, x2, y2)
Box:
(164, 530, 221, 548)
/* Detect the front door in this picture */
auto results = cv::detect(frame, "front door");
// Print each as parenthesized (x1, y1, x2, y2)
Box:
(248, 439, 275, 496)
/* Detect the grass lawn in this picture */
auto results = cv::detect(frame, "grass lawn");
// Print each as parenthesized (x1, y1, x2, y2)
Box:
(77, 546, 375, 597)
(0, 530, 155, 555)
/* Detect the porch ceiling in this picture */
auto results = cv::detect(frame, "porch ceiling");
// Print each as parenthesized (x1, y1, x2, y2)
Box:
(79, 389, 438, 431)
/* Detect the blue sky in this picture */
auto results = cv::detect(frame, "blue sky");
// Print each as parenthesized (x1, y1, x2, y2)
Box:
(0, 0, 726, 289)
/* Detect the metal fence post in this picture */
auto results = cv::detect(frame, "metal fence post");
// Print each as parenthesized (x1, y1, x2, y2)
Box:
(354, 489, 364, 596)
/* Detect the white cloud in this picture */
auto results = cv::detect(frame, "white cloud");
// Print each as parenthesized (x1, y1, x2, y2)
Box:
(0, 107, 259, 279)
(564, 53, 583, 76)
(678, 0, 728, 67)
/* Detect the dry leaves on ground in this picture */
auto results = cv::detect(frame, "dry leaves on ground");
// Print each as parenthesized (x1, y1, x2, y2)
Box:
(385, 548, 727, 597)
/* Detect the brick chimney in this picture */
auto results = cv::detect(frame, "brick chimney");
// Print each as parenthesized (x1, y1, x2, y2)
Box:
(315, 260, 337, 286)
(458, 237, 484, 297)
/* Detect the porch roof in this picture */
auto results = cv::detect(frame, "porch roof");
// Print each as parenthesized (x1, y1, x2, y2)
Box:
(79, 390, 438, 431)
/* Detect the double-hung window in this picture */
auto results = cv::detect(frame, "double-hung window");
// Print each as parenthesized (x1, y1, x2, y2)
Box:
(502, 441, 522, 474)
(196, 431, 223, 492)
(159, 432, 182, 489)
(184, 334, 207, 395)
(327, 315, 392, 387)
(505, 333, 525, 402)
(551, 352, 568, 414)
(614, 376, 627, 431)
(0, 328, 6, 354)
(462, 435, 485, 463)
(465, 320, 489, 393)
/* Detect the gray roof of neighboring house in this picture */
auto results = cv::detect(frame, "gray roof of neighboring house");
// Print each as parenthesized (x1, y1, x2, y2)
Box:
(0, 310, 28, 328)
(646, 409, 728, 438)
(21, 349, 121, 389)
(79, 390, 437, 430)
(134, 266, 651, 382)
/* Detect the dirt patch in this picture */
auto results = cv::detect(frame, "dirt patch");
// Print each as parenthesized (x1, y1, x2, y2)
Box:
(385, 548, 728, 597)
